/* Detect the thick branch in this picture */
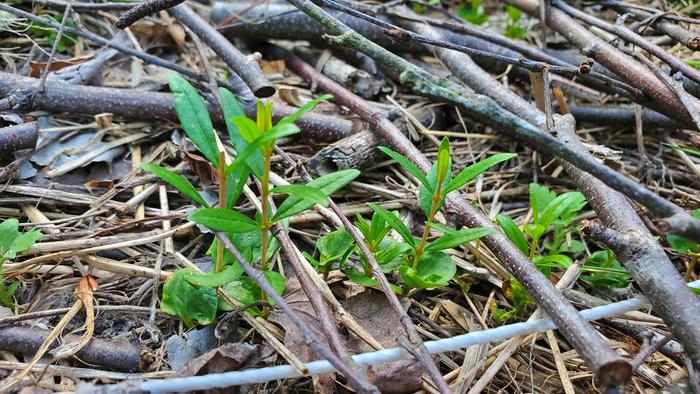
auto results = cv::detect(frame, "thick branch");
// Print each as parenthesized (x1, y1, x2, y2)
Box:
(169, 4, 275, 98)
(557, 115, 700, 371)
(0, 72, 353, 142)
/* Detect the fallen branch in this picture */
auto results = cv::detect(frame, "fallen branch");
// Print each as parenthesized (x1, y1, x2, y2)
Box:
(169, 4, 275, 98)
(557, 115, 700, 371)
(0, 325, 142, 372)
(0, 72, 354, 142)
(0, 122, 38, 162)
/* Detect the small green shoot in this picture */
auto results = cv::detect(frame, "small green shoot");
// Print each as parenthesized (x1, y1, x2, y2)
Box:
(666, 209, 700, 280)
(308, 138, 513, 294)
(457, 0, 489, 25)
(145, 74, 357, 325)
(0, 219, 42, 308)
(494, 183, 632, 322)
(503, 5, 526, 39)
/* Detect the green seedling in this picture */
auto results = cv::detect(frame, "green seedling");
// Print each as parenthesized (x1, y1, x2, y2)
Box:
(0, 219, 41, 308)
(458, 0, 489, 25)
(666, 209, 700, 280)
(308, 138, 514, 294)
(29, 14, 78, 53)
(503, 5, 526, 39)
(145, 74, 359, 326)
(494, 183, 631, 322)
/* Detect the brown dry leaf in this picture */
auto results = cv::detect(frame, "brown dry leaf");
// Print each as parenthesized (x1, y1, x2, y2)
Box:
(178, 343, 261, 376)
(175, 343, 262, 394)
(29, 54, 94, 78)
(341, 290, 425, 393)
(260, 59, 285, 74)
(269, 277, 338, 393)
(159, 10, 186, 49)
(182, 141, 217, 186)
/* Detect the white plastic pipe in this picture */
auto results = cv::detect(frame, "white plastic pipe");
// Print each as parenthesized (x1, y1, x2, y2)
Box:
(139, 280, 699, 392)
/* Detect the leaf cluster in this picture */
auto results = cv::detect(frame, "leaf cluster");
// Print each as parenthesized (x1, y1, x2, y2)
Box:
(145, 74, 358, 326)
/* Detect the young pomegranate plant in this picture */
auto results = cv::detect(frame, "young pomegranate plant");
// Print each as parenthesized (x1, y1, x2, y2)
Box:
(666, 209, 700, 280)
(493, 183, 631, 322)
(308, 138, 516, 294)
(144, 74, 359, 326)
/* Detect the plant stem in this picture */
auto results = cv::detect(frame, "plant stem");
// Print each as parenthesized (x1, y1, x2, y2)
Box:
(259, 147, 272, 271)
(216, 151, 227, 273)
(413, 195, 440, 270)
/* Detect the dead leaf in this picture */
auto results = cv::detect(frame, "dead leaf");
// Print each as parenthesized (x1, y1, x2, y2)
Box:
(29, 54, 95, 78)
(176, 343, 262, 394)
(182, 141, 217, 186)
(260, 59, 285, 74)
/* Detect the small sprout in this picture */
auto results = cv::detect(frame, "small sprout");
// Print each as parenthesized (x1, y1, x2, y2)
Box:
(0, 219, 42, 308)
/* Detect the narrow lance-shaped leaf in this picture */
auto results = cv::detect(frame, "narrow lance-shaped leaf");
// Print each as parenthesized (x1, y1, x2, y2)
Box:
(189, 208, 259, 233)
(219, 88, 264, 178)
(278, 94, 333, 125)
(495, 214, 528, 255)
(368, 203, 415, 247)
(425, 228, 495, 252)
(436, 137, 451, 187)
(445, 153, 517, 194)
(271, 169, 360, 222)
(142, 163, 209, 208)
(271, 184, 329, 207)
(169, 74, 219, 167)
(377, 146, 432, 191)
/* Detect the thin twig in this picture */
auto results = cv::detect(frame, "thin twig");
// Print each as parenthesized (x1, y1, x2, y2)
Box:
(115, 0, 185, 29)
(37, 4, 71, 93)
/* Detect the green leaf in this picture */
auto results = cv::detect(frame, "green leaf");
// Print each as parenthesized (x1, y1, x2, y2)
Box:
(142, 163, 209, 208)
(0, 219, 42, 261)
(345, 267, 403, 294)
(401, 251, 456, 289)
(189, 208, 258, 233)
(219, 278, 258, 313)
(374, 239, 411, 272)
(219, 88, 264, 178)
(495, 214, 528, 255)
(540, 191, 587, 228)
(509, 277, 533, 314)
(668, 234, 698, 254)
(529, 183, 556, 224)
(232, 116, 261, 144)
(225, 122, 300, 178)
(419, 160, 452, 217)
(317, 229, 355, 261)
(505, 4, 523, 21)
(187, 265, 244, 287)
(0, 280, 19, 308)
(369, 204, 415, 248)
(582, 250, 630, 289)
(377, 146, 431, 191)
(272, 185, 329, 207)
(534, 254, 573, 269)
(161, 268, 218, 327)
(271, 169, 360, 222)
(278, 94, 333, 125)
(457, 0, 489, 25)
(368, 210, 392, 250)
(436, 137, 451, 186)
(445, 153, 517, 194)
(425, 227, 494, 252)
(264, 271, 286, 300)
(226, 164, 250, 209)
(169, 74, 219, 167)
